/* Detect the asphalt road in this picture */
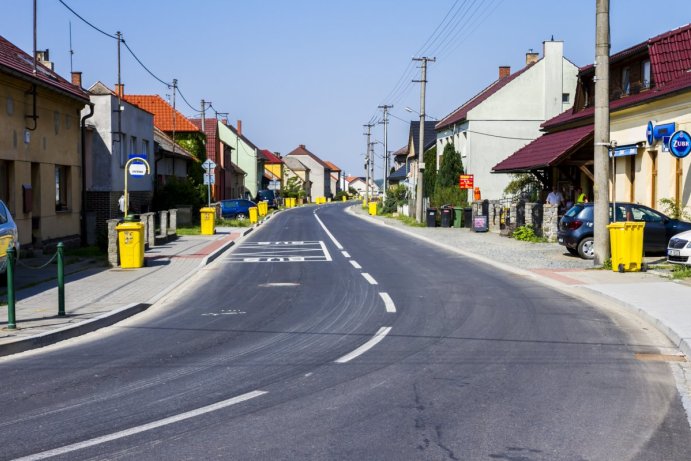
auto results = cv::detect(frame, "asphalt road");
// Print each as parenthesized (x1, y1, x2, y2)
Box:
(1, 203, 690, 460)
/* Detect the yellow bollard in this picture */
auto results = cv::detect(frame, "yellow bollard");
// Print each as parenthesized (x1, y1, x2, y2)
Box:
(368, 202, 377, 216)
(116, 221, 145, 268)
(342, 196, 346, 202)
(249, 206, 258, 223)
(200, 207, 216, 235)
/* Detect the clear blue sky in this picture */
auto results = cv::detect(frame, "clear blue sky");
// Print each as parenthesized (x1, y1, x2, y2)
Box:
(1, 1, 689, 178)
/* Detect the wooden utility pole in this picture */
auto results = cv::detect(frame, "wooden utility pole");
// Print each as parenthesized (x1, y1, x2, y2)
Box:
(593, 0, 611, 264)
(413, 57, 435, 223)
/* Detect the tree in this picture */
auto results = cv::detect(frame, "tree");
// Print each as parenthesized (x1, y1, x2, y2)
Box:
(282, 176, 305, 198)
(423, 146, 437, 198)
(436, 143, 464, 188)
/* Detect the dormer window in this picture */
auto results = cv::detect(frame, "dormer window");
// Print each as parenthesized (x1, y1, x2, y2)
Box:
(642, 60, 651, 88)
(622, 67, 631, 95)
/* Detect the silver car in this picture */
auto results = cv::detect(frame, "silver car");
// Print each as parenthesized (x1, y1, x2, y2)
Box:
(0, 200, 19, 274)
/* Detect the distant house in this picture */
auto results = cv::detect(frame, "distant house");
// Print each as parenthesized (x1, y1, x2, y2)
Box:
(406, 121, 437, 193)
(0, 37, 89, 249)
(388, 145, 409, 186)
(83, 82, 155, 238)
(283, 156, 310, 198)
(494, 24, 691, 212)
(436, 39, 578, 200)
(260, 149, 283, 191)
(346, 176, 375, 197)
(324, 161, 342, 196)
(217, 121, 263, 198)
(286, 144, 331, 201)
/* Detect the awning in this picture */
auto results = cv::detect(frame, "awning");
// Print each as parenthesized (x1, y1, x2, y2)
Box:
(493, 125, 594, 173)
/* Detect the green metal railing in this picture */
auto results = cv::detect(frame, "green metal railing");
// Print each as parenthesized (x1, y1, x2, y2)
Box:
(4, 242, 65, 330)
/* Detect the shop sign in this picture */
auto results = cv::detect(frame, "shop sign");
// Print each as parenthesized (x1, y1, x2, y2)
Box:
(609, 145, 638, 158)
(458, 174, 474, 189)
(669, 130, 691, 159)
(646, 121, 676, 145)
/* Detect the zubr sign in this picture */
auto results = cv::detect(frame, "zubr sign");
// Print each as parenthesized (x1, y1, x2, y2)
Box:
(669, 130, 691, 159)
(459, 174, 474, 189)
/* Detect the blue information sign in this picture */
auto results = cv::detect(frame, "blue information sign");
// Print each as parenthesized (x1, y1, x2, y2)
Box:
(646, 121, 654, 145)
(669, 130, 691, 159)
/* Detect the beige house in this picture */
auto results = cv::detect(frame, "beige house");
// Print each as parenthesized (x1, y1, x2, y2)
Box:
(0, 38, 89, 249)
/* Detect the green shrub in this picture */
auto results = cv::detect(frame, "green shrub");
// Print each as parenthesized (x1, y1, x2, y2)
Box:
(672, 265, 691, 280)
(431, 186, 466, 208)
(512, 225, 546, 242)
(381, 184, 408, 214)
(659, 198, 691, 220)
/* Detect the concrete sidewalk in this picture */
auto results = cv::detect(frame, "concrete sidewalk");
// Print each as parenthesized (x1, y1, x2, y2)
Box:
(0, 224, 256, 357)
(349, 205, 691, 358)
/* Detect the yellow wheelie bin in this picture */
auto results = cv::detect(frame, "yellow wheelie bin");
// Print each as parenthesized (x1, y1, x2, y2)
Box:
(249, 206, 258, 224)
(369, 202, 378, 216)
(117, 221, 145, 268)
(200, 207, 216, 235)
(607, 221, 645, 272)
(258, 201, 268, 217)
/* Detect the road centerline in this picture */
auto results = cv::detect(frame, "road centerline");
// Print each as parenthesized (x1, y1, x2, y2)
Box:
(361, 273, 378, 285)
(335, 327, 392, 363)
(314, 214, 344, 250)
(350, 260, 362, 269)
(379, 292, 396, 313)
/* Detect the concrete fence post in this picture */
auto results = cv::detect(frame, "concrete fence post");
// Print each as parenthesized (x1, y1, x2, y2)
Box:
(107, 219, 119, 267)
(169, 209, 177, 235)
(158, 211, 168, 239)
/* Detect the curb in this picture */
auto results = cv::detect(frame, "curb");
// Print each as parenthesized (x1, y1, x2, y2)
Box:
(0, 302, 149, 358)
(347, 205, 691, 357)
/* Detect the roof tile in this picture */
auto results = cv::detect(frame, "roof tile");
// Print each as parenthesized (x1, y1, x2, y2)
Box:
(123, 94, 200, 133)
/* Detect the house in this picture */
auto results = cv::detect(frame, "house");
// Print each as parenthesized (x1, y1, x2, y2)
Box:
(153, 126, 197, 185)
(286, 144, 331, 201)
(324, 161, 342, 196)
(346, 176, 376, 197)
(388, 146, 408, 186)
(406, 121, 437, 193)
(217, 120, 263, 199)
(0, 38, 89, 249)
(436, 39, 578, 200)
(82, 81, 155, 237)
(493, 24, 691, 212)
(260, 149, 283, 191)
(283, 156, 310, 198)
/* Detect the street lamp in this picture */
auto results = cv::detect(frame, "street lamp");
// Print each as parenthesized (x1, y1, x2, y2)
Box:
(404, 107, 438, 120)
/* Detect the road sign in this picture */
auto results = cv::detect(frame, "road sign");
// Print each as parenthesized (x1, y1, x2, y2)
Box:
(459, 174, 474, 189)
(203, 174, 216, 185)
(202, 159, 217, 170)
(129, 162, 147, 177)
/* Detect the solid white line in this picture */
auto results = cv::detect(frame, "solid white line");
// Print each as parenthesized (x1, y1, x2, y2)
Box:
(341, 251, 350, 258)
(350, 260, 362, 269)
(319, 240, 333, 261)
(361, 272, 377, 285)
(15, 391, 267, 461)
(314, 214, 344, 250)
(379, 292, 396, 313)
(335, 327, 392, 363)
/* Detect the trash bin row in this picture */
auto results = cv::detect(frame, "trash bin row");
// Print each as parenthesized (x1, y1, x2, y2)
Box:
(426, 206, 473, 228)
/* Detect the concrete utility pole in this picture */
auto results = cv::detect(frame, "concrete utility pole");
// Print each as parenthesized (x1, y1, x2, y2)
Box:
(363, 123, 374, 202)
(379, 104, 393, 202)
(171, 79, 177, 155)
(413, 57, 435, 223)
(593, 0, 611, 265)
(201, 99, 206, 133)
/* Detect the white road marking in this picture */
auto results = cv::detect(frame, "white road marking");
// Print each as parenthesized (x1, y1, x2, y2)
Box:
(15, 390, 267, 461)
(314, 214, 344, 250)
(258, 283, 300, 287)
(361, 273, 377, 285)
(341, 251, 350, 258)
(379, 292, 396, 313)
(335, 327, 392, 363)
(319, 240, 333, 261)
(350, 260, 362, 269)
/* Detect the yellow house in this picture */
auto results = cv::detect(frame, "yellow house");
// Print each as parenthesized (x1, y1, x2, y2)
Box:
(0, 37, 89, 249)
(261, 149, 283, 190)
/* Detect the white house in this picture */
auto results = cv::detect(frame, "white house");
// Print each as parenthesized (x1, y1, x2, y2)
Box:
(286, 144, 331, 201)
(435, 39, 578, 200)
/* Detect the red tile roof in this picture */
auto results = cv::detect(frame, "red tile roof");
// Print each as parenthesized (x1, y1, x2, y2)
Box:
(324, 160, 341, 172)
(0, 35, 89, 102)
(493, 124, 594, 173)
(190, 118, 218, 163)
(123, 94, 200, 133)
(435, 63, 536, 130)
(261, 149, 283, 164)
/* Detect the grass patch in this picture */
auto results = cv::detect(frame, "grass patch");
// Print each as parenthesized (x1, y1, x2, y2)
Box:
(671, 265, 691, 280)
(217, 218, 252, 227)
(381, 213, 426, 227)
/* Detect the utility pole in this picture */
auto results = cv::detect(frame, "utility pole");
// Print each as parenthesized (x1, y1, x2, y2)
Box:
(370, 140, 375, 200)
(116, 31, 123, 163)
(593, 0, 610, 265)
(413, 57, 435, 223)
(171, 79, 177, 155)
(379, 104, 393, 201)
(363, 123, 374, 203)
(201, 99, 206, 133)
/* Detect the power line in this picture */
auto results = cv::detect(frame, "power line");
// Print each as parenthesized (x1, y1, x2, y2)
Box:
(121, 39, 171, 87)
(176, 86, 203, 114)
(57, 0, 117, 39)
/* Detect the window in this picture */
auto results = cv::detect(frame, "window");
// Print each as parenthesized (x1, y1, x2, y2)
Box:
(6, 96, 14, 116)
(55, 165, 70, 211)
(621, 67, 631, 95)
(54, 111, 60, 134)
(142, 139, 150, 159)
(630, 205, 663, 223)
(642, 60, 651, 88)
(562, 93, 570, 103)
(130, 136, 138, 157)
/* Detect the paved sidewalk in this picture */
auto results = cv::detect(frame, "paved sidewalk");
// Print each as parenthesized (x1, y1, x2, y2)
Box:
(349, 205, 691, 357)
(0, 224, 257, 357)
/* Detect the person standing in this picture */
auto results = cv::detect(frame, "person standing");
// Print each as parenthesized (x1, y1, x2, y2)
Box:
(545, 186, 564, 207)
(575, 187, 587, 204)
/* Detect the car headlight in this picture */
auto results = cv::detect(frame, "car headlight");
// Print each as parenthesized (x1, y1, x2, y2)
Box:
(687, 241, 691, 249)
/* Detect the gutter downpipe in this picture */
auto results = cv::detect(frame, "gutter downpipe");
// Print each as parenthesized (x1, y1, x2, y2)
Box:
(80, 102, 94, 246)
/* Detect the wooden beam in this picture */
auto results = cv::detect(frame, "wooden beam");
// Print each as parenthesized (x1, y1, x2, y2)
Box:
(579, 164, 594, 182)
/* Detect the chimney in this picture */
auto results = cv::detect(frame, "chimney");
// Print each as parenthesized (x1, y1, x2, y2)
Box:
(35, 49, 54, 71)
(525, 50, 539, 65)
(115, 83, 124, 98)
(499, 66, 511, 79)
(299, 144, 306, 149)
(221, 118, 228, 125)
(71, 71, 82, 88)
(237, 119, 242, 135)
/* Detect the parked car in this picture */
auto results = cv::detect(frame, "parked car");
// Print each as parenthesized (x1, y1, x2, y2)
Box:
(557, 202, 691, 259)
(220, 199, 256, 219)
(0, 200, 20, 274)
(668, 229, 691, 265)
(256, 189, 277, 209)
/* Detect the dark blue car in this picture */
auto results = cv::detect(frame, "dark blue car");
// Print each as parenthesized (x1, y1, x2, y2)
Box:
(220, 199, 256, 219)
(558, 202, 691, 259)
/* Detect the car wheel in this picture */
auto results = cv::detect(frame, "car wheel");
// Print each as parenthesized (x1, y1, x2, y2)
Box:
(577, 237, 595, 259)
(566, 247, 579, 256)
(236, 213, 246, 220)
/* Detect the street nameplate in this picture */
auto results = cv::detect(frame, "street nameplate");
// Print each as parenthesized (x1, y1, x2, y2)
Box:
(129, 163, 147, 176)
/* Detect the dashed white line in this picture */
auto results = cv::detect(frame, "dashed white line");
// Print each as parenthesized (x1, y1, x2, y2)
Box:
(314, 214, 344, 250)
(361, 273, 377, 285)
(335, 327, 392, 363)
(379, 292, 396, 313)
(350, 260, 362, 269)
(15, 390, 267, 461)
(341, 251, 351, 258)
